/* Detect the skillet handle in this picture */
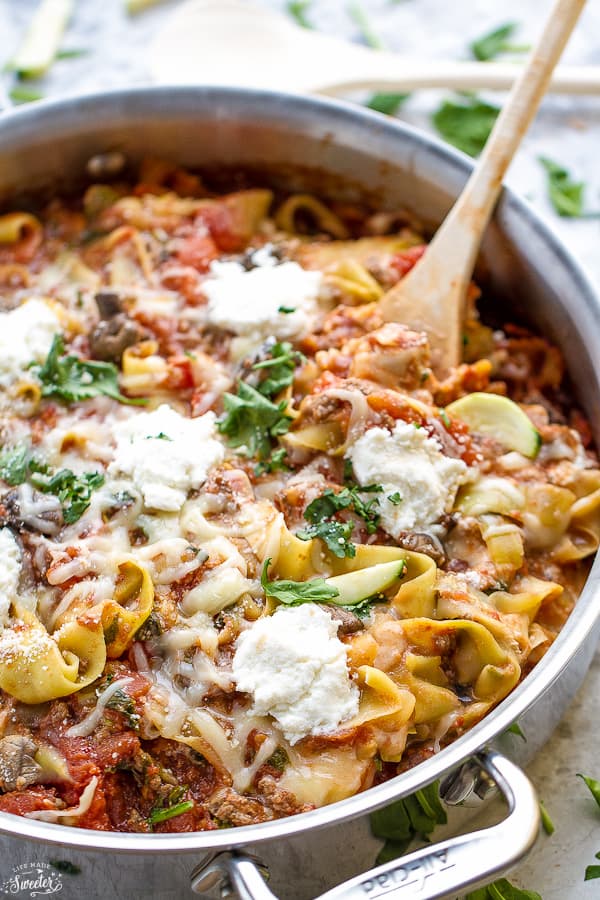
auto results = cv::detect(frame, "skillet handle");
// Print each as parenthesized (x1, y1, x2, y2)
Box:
(190, 750, 540, 900)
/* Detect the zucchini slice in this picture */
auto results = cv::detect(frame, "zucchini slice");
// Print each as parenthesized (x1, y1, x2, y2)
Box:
(325, 560, 405, 606)
(445, 392, 541, 458)
(10, 0, 73, 79)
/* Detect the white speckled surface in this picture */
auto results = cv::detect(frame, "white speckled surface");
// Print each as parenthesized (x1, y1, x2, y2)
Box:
(0, 2, 599, 898)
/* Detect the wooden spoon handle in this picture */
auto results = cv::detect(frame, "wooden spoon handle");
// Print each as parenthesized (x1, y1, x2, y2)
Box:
(434, 0, 588, 275)
(380, 0, 587, 372)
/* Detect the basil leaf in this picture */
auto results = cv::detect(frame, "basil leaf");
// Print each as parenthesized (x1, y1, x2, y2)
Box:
(286, 0, 312, 28)
(218, 382, 291, 461)
(539, 157, 585, 218)
(505, 721, 527, 741)
(470, 23, 523, 62)
(366, 93, 410, 116)
(578, 772, 600, 809)
(465, 879, 541, 899)
(432, 96, 500, 157)
(32, 334, 144, 406)
(260, 558, 340, 605)
(585, 860, 600, 881)
(371, 781, 446, 864)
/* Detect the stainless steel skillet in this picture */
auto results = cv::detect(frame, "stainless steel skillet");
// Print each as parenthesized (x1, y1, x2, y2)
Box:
(0, 86, 599, 900)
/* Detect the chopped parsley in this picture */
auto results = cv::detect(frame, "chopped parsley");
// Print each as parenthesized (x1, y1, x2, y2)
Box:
(218, 383, 292, 461)
(366, 93, 409, 116)
(148, 787, 194, 828)
(286, 0, 312, 28)
(29, 463, 105, 524)
(370, 780, 447, 861)
(32, 334, 145, 406)
(218, 342, 302, 461)
(254, 447, 290, 476)
(252, 341, 304, 398)
(278, 305, 296, 314)
(539, 157, 585, 218)
(470, 23, 527, 62)
(0, 443, 30, 485)
(297, 517, 356, 559)
(266, 747, 289, 772)
(103, 687, 140, 732)
(432, 95, 500, 157)
(261, 558, 340, 605)
(387, 492, 402, 506)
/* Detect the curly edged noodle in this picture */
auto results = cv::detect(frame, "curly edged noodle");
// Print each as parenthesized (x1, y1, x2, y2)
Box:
(1, 180, 600, 823)
(0, 558, 153, 703)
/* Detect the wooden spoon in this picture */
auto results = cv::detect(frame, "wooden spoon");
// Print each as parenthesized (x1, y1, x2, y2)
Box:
(379, 0, 587, 375)
(148, 0, 600, 96)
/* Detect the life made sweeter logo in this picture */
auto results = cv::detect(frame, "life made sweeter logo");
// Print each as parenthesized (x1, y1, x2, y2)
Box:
(0, 863, 63, 897)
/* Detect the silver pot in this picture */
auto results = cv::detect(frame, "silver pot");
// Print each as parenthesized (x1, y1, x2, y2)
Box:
(0, 87, 598, 900)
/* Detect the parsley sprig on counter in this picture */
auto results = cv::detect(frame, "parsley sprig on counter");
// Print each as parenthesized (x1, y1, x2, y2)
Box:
(32, 334, 144, 406)
(539, 157, 585, 218)
(432, 95, 500, 157)
(218, 342, 302, 463)
(470, 23, 528, 62)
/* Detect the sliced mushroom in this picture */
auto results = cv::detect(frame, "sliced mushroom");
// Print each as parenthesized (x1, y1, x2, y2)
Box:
(397, 532, 447, 567)
(0, 735, 42, 793)
(319, 604, 364, 634)
(89, 314, 144, 363)
(94, 290, 123, 319)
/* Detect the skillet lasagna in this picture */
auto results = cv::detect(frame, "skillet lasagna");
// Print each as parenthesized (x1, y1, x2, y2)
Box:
(0, 158, 597, 832)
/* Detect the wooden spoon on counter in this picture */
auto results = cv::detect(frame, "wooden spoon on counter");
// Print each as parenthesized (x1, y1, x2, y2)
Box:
(379, 0, 587, 375)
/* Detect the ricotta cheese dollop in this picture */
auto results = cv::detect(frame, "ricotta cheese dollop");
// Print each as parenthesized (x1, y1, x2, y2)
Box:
(203, 248, 322, 344)
(232, 604, 359, 744)
(109, 404, 225, 512)
(0, 528, 21, 628)
(347, 421, 469, 537)
(0, 299, 61, 386)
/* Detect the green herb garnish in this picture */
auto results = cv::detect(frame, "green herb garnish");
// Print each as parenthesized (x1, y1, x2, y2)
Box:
(370, 780, 447, 861)
(261, 558, 340, 606)
(9, 86, 44, 104)
(148, 798, 194, 827)
(103, 687, 140, 731)
(29, 463, 104, 524)
(578, 772, 600, 809)
(470, 23, 527, 62)
(0, 443, 30, 485)
(432, 95, 500, 157)
(585, 853, 600, 881)
(387, 492, 402, 506)
(366, 93, 409, 116)
(32, 334, 145, 406)
(506, 722, 527, 741)
(539, 157, 585, 218)
(297, 518, 356, 559)
(539, 800, 554, 836)
(218, 382, 292, 461)
(287, 0, 312, 28)
(464, 880, 541, 899)
(56, 48, 89, 59)
(252, 341, 304, 398)
(49, 861, 81, 875)
(347, 1, 383, 49)
(254, 447, 290, 476)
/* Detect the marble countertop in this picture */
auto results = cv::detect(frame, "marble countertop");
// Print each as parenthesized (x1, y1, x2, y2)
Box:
(0, 1, 599, 898)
